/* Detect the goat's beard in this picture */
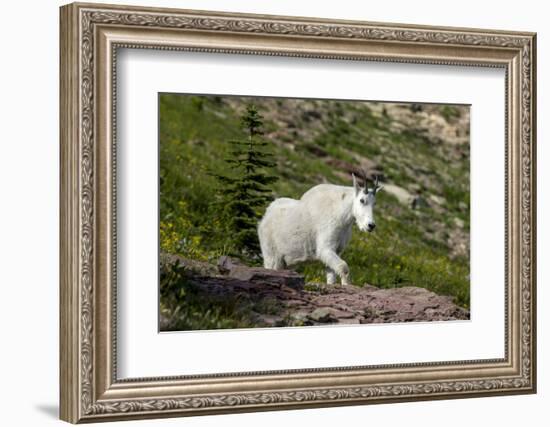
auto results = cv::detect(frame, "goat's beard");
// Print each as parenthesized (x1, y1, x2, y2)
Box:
(356, 221, 372, 233)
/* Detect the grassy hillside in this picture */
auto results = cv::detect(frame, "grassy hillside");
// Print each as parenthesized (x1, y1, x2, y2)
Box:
(159, 94, 470, 314)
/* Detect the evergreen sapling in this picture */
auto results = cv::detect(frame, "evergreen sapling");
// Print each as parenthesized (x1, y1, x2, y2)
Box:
(212, 104, 278, 257)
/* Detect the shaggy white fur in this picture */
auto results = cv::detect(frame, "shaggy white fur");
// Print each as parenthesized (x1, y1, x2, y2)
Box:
(258, 175, 381, 285)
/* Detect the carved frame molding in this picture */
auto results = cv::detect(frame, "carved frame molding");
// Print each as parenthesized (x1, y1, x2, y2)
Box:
(60, 2, 536, 423)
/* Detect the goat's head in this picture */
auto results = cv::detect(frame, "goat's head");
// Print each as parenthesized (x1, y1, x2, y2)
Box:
(351, 171, 383, 233)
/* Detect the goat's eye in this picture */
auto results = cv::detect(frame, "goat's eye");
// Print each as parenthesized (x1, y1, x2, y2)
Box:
(360, 198, 366, 204)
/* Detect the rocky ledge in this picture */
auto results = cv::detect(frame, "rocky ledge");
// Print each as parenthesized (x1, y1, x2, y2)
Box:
(161, 254, 469, 329)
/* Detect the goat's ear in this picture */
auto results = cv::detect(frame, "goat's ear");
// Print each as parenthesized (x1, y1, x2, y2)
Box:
(352, 173, 360, 195)
(375, 184, 384, 194)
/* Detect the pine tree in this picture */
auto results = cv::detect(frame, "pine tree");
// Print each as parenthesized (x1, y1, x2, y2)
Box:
(212, 104, 278, 257)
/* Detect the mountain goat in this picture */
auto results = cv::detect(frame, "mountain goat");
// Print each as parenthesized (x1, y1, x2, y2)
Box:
(258, 173, 382, 286)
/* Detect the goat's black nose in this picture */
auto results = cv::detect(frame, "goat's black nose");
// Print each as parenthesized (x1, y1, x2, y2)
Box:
(368, 223, 376, 231)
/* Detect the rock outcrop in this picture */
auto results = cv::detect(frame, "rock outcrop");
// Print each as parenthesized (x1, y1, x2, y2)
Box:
(161, 255, 469, 329)
(217, 255, 304, 290)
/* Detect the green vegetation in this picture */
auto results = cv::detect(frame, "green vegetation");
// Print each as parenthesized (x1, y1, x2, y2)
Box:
(159, 94, 471, 328)
(160, 259, 290, 330)
(440, 105, 461, 122)
(160, 260, 256, 330)
(210, 104, 278, 257)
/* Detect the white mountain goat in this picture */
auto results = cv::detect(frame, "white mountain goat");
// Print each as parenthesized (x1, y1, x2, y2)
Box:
(258, 173, 383, 285)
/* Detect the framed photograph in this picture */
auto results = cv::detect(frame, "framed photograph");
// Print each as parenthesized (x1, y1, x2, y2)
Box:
(60, 2, 537, 423)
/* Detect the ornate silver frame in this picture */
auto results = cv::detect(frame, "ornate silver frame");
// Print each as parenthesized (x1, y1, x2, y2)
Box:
(60, 2, 536, 423)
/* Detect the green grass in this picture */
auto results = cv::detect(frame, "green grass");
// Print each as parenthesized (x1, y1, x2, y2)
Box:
(160, 261, 257, 330)
(160, 260, 291, 330)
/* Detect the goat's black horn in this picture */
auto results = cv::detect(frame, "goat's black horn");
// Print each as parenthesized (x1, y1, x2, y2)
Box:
(361, 169, 369, 188)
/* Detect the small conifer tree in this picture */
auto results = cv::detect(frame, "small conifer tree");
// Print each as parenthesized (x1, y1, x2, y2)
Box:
(212, 104, 278, 257)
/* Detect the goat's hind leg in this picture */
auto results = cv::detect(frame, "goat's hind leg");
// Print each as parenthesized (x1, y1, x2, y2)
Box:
(264, 254, 286, 270)
(273, 257, 286, 270)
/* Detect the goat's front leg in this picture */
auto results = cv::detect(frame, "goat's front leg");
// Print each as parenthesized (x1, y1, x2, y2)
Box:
(319, 249, 351, 286)
(326, 268, 337, 285)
